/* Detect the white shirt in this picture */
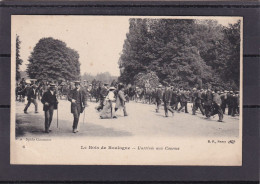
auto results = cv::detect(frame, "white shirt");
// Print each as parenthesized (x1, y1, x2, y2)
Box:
(107, 91, 115, 101)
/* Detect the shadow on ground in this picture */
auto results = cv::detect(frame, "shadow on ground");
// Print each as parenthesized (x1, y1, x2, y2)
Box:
(16, 114, 133, 138)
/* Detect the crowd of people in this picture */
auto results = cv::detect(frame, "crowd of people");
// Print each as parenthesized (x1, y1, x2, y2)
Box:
(16, 78, 240, 133)
(124, 84, 240, 120)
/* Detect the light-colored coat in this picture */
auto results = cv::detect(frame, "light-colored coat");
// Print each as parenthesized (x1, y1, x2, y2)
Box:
(115, 90, 126, 109)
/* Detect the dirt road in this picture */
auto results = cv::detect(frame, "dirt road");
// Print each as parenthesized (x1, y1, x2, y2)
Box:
(15, 99, 240, 138)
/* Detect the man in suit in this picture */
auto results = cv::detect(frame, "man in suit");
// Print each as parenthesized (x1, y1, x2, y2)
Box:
(115, 83, 128, 116)
(174, 89, 181, 110)
(155, 85, 163, 113)
(230, 91, 238, 117)
(220, 90, 227, 114)
(68, 81, 86, 133)
(204, 87, 213, 118)
(178, 88, 189, 113)
(211, 90, 224, 122)
(41, 83, 58, 133)
(97, 83, 108, 111)
(192, 88, 205, 116)
(24, 84, 38, 114)
(170, 87, 178, 110)
(226, 91, 232, 115)
(163, 84, 174, 117)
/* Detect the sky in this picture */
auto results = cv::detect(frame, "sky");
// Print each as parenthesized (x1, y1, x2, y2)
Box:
(12, 16, 241, 77)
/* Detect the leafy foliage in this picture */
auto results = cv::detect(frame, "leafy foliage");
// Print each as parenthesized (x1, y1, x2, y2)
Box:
(27, 37, 80, 82)
(81, 72, 118, 84)
(134, 71, 160, 88)
(119, 19, 241, 90)
(16, 35, 23, 81)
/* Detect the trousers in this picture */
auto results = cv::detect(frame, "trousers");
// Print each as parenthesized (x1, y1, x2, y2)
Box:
(24, 98, 38, 112)
(155, 99, 161, 112)
(211, 103, 223, 121)
(72, 106, 81, 129)
(164, 102, 174, 117)
(192, 102, 205, 115)
(44, 105, 54, 131)
(178, 101, 188, 113)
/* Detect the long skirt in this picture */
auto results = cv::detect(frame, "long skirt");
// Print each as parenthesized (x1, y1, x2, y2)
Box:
(100, 101, 115, 119)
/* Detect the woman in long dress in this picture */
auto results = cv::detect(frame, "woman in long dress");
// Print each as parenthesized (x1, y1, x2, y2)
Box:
(100, 87, 117, 119)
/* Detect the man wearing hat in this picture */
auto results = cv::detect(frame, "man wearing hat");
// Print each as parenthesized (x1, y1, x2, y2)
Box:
(220, 90, 228, 114)
(41, 84, 58, 133)
(226, 91, 233, 115)
(24, 84, 38, 114)
(163, 84, 174, 117)
(97, 83, 108, 111)
(211, 89, 224, 122)
(177, 88, 189, 113)
(155, 84, 163, 113)
(68, 81, 86, 133)
(115, 83, 128, 116)
(192, 88, 205, 116)
(230, 91, 238, 117)
(204, 87, 213, 118)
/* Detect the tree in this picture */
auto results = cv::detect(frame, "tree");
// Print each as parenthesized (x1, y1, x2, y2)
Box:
(223, 20, 241, 89)
(16, 35, 23, 81)
(119, 19, 213, 88)
(81, 72, 118, 85)
(119, 18, 240, 89)
(27, 37, 80, 82)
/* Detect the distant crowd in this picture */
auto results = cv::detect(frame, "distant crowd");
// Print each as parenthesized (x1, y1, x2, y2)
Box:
(16, 78, 240, 133)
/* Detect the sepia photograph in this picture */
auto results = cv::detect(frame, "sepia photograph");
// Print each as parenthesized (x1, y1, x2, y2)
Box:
(11, 16, 242, 165)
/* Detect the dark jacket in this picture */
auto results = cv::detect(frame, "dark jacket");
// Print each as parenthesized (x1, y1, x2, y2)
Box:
(220, 94, 227, 104)
(201, 92, 206, 103)
(195, 91, 203, 103)
(205, 91, 213, 106)
(115, 90, 126, 109)
(180, 91, 189, 103)
(163, 89, 172, 103)
(100, 86, 108, 99)
(191, 91, 196, 103)
(27, 88, 37, 100)
(41, 90, 58, 111)
(155, 88, 163, 100)
(68, 88, 86, 113)
(171, 91, 178, 103)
